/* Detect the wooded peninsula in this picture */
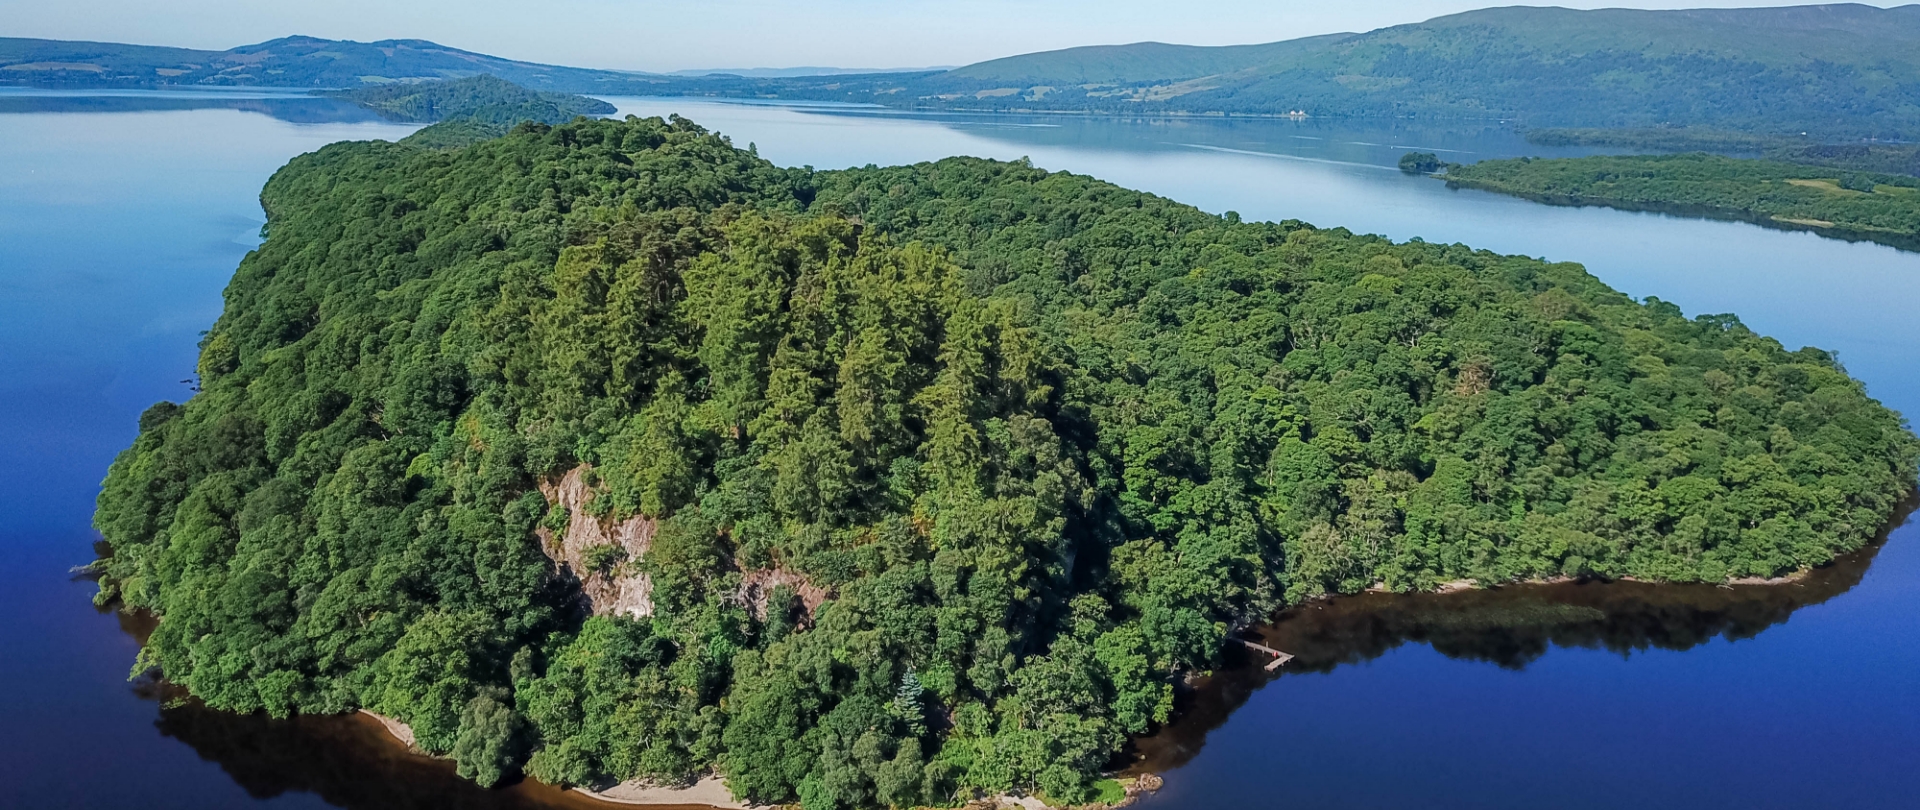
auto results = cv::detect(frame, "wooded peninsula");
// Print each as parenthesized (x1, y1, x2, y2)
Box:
(1443, 153, 1920, 247)
(93, 116, 1919, 809)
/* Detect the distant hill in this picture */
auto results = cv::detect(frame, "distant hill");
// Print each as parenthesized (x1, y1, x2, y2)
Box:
(667, 66, 954, 78)
(0, 35, 648, 90)
(903, 4, 1920, 134)
(12, 4, 1920, 135)
(942, 35, 1352, 85)
(632, 3, 1920, 136)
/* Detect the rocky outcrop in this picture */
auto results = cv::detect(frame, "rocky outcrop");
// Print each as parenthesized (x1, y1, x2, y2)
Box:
(536, 465, 656, 618)
(536, 465, 837, 624)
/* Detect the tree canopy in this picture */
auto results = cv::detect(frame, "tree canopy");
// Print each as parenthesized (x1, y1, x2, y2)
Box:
(328, 75, 615, 126)
(95, 116, 1919, 808)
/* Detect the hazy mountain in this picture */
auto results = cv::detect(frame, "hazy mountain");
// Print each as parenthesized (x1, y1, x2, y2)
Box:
(667, 66, 954, 78)
(942, 34, 1353, 85)
(905, 3, 1920, 134)
(0, 35, 651, 90)
(11, 4, 1920, 135)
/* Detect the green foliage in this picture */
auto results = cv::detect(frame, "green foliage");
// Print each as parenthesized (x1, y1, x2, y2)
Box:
(400, 119, 511, 150)
(1527, 128, 1920, 178)
(582, 543, 628, 577)
(94, 116, 1919, 807)
(1400, 152, 1445, 175)
(1445, 152, 1920, 245)
(518, 617, 706, 786)
(329, 75, 616, 126)
(452, 687, 528, 787)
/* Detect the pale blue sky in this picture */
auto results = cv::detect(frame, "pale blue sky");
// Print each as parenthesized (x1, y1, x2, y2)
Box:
(1, 1, 1907, 72)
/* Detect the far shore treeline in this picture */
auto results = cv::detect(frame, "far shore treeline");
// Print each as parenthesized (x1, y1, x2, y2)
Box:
(92, 115, 1919, 808)
(1442, 153, 1920, 249)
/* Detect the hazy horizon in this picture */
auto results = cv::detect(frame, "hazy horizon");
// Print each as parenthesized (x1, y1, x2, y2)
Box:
(1, 1, 1910, 74)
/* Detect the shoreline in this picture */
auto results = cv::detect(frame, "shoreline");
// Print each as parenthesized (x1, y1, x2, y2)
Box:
(355, 709, 1157, 809)
(1440, 178, 1920, 254)
(1356, 565, 1815, 599)
(357, 711, 751, 808)
(322, 489, 1920, 810)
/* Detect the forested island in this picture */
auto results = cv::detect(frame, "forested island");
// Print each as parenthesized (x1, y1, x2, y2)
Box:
(93, 116, 1919, 809)
(1442, 153, 1920, 248)
(326, 76, 616, 149)
(327, 76, 615, 126)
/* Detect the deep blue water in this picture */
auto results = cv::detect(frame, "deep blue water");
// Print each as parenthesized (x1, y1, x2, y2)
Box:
(0, 91, 1915, 809)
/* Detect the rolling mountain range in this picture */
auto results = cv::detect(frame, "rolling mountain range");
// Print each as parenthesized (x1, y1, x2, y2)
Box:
(0, 35, 644, 90)
(8, 4, 1920, 135)
(708, 3, 1920, 135)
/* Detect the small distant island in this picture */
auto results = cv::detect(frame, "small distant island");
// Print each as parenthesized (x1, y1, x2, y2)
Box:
(1438, 153, 1920, 248)
(325, 76, 616, 147)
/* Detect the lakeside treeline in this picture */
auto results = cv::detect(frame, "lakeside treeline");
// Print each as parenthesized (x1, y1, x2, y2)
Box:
(1527, 129, 1920, 178)
(1444, 153, 1920, 246)
(91, 116, 1918, 808)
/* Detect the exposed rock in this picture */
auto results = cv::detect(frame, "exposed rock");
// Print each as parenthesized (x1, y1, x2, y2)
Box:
(536, 465, 655, 618)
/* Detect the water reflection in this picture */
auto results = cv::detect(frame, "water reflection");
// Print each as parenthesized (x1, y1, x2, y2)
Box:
(108, 609, 692, 810)
(0, 90, 385, 125)
(608, 98, 1621, 170)
(148, 706, 648, 810)
(1129, 498, 1914, 777)
(108, 502, 1907, 810)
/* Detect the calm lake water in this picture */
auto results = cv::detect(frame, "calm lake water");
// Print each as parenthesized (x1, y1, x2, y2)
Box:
(2, 90, 1916, 809)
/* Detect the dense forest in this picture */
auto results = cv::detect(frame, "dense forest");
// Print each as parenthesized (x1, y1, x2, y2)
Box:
(1443, 153, 1920, 246)
(94, 116, 1918, 808)
(329, 76, 616, 148)
(328, 76, 615, 126)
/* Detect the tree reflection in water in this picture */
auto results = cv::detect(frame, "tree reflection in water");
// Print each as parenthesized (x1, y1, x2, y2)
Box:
(113, 611, 709, 810)
(112, 503, 1910, 809)
(1126, 499, 1913, 776)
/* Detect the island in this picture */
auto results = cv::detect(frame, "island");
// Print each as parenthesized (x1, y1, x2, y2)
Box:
(1441, 152, 1920, 249)
(325, 76, 617, 147)
(93, 116, 1919, 809)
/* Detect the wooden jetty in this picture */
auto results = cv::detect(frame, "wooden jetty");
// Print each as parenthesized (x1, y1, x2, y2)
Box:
(1232, 638, 1296, 671)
